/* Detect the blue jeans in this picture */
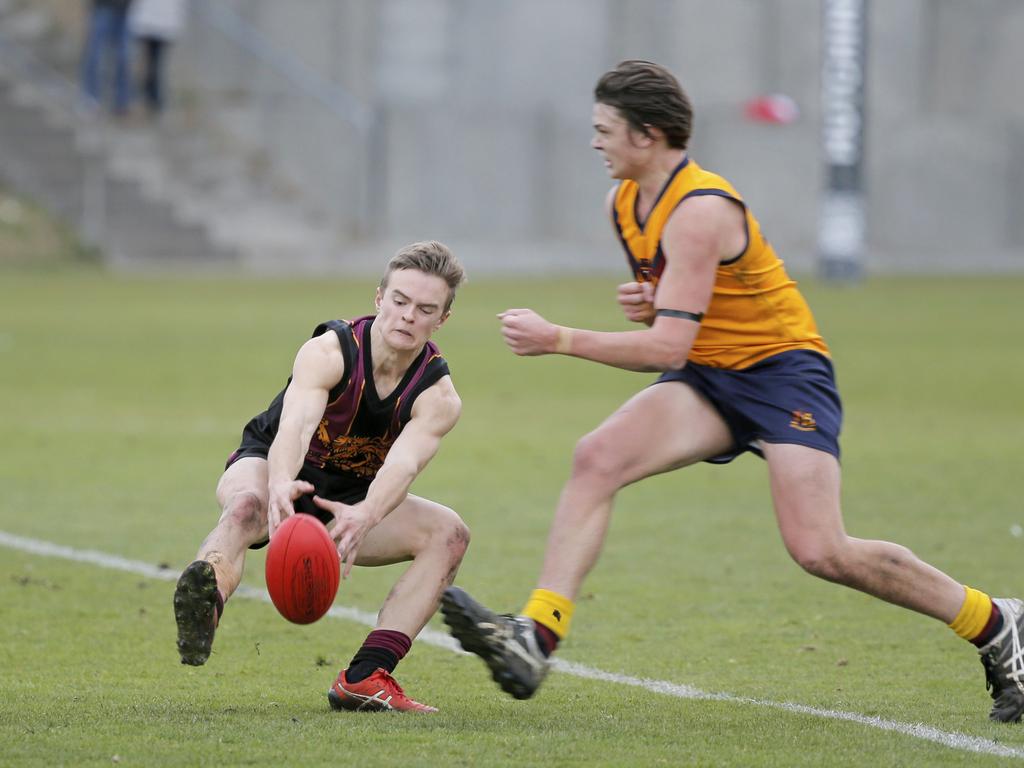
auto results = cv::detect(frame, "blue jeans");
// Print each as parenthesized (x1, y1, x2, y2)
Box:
(80, 6, 132, 113)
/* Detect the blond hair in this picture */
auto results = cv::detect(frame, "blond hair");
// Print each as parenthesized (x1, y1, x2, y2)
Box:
(381, 241, 466, 312)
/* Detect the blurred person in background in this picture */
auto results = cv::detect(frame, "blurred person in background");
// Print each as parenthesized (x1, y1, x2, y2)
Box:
(129, 0, 187, 117)
(80, 0, 134, 115)
(442, 60, 1024, 724)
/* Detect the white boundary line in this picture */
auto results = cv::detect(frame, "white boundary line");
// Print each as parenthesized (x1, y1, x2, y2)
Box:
(4, 529, 1023, 760)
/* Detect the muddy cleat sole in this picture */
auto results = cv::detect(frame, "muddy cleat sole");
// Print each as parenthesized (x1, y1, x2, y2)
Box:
(441, 586, 549, 700)
(980, 597, 1024, 723)
(174, 560, 219, 666)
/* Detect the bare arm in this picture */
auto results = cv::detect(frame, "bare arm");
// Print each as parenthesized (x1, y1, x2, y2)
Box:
(501, 194, 743, 372)
(314, 376, 461, 577)
(266, 332, 345, 537)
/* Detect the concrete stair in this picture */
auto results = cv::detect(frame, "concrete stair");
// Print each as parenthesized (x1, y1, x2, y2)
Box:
(0, 65, 235, 267)
(0, 0, 337, 272)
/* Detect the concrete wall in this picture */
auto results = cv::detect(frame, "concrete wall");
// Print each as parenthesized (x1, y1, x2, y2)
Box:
(142, 1, 1024, 272)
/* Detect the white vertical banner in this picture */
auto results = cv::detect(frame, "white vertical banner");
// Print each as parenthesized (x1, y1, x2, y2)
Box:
(818, 0, 868, 280)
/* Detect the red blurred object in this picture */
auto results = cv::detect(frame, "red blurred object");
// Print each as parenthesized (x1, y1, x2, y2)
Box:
(743, 94, 800, 125)
(265, 514, 340, 624)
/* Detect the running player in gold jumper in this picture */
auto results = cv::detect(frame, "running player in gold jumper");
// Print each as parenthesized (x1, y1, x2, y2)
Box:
(442, 61, 1024, 723)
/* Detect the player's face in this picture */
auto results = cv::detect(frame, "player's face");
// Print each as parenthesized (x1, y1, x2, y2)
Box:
(374, 268, 451, 351)
(591, 102, 652, 179)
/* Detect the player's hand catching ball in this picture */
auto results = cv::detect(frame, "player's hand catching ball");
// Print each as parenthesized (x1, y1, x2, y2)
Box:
(267, 479, 315, 539)
(315, 497, 377, 579)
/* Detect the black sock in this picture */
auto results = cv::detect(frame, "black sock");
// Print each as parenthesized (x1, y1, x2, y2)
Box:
(346, 647, 399, 682)
(345, 629, 411, 682)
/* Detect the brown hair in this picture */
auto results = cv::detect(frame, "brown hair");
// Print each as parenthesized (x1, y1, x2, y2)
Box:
(381, 240, 466, 312)
(594, 60, 693, 150)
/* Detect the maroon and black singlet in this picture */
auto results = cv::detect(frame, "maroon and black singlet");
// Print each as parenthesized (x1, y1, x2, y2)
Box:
(229, 315, 450, 513)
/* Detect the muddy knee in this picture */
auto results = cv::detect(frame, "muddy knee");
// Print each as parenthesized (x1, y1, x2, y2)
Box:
(437, 509, 470, 585)
(418, 506, 470, 562)
(219, 491, 266, 536)
(436, 507, 470, 560)
(446, 515, 471, 561)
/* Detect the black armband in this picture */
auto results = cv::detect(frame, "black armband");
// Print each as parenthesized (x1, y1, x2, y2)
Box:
(656, 309, 704, 323)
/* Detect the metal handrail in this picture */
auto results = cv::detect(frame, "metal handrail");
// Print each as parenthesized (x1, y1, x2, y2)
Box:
(0, 23, 109, 247)
(185, 0, 377, 236)
(190, 0, 371, 136)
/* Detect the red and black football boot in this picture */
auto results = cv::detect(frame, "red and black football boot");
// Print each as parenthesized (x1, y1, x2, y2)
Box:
(327, 668, 438, 713)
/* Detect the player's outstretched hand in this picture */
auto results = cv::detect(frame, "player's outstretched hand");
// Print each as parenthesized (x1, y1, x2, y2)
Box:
(499, 308, 561, 356)
(617, 281, 656, 325)
(317, 497, 375, 579)
(267, 479, 315, 539)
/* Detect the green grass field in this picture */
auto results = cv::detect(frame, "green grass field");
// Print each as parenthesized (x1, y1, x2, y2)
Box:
(1, 255, 1023, 766)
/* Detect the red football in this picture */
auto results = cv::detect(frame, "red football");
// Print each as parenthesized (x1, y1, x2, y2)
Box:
(265, 514, 340, 624)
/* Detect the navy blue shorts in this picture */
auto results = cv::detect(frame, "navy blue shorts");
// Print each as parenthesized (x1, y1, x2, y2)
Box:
(654, 350, 842, 464)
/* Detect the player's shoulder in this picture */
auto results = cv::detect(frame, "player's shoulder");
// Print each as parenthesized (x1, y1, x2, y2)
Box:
(293, 323, 347, 383)
(304, 326, 346, 357)
(662, 190, 746, 263)
(669, 191, 743, 233)
(412, 374, 462, 423)
(423, 373, 460, 407)
(671, 162, 742, 219)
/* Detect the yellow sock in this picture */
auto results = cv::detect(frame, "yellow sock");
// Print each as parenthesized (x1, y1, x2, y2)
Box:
(949, 586, 994, 640)
(522, 588, 575, 639)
